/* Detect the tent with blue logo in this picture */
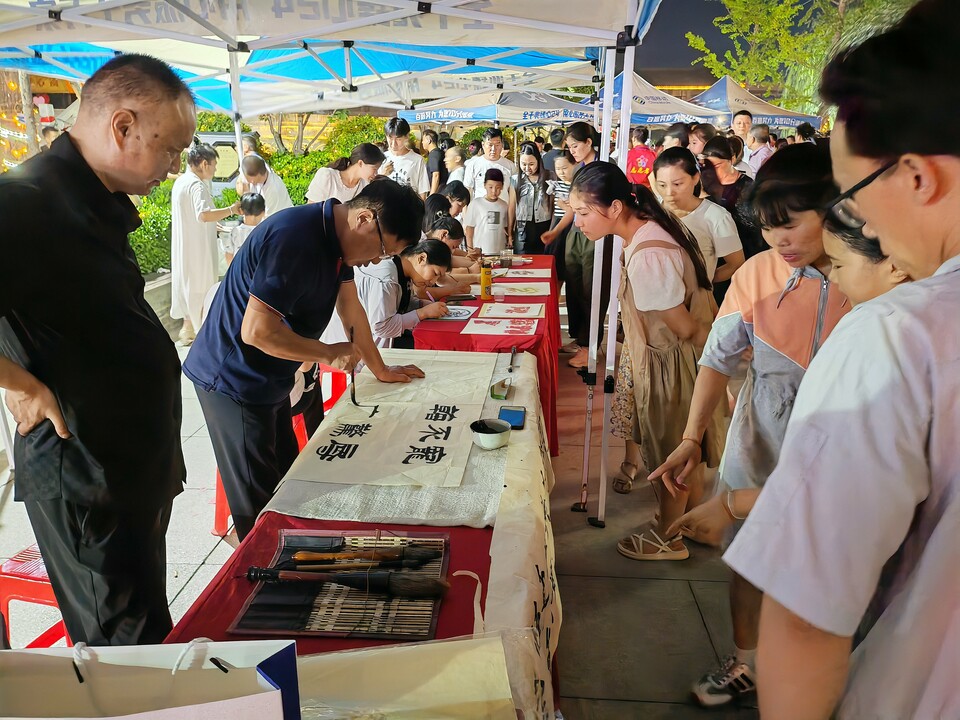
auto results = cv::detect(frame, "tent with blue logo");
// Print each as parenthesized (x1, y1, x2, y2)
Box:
(398, 90, 596, 127)
(591, 72, 725, 126)
(691, 76, 821, 129)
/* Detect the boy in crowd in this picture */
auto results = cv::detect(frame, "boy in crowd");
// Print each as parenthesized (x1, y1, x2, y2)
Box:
(464, 168, 509, 254)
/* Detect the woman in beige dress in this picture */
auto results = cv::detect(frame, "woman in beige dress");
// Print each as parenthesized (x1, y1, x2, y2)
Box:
(568, 162, 725, 561)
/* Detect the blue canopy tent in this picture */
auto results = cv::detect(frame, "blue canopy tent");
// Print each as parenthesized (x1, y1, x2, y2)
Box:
(692, 76, 821, 129)
(398, 90, 596, 127)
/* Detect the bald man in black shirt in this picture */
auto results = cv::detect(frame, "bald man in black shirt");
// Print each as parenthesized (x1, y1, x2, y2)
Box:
(0, 55, 196, 645)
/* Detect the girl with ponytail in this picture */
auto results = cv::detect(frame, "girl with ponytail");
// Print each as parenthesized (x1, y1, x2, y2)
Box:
(567, 161, 725, 561)
(306, 142, 385, 203)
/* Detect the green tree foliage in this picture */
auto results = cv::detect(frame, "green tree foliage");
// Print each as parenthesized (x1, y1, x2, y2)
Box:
(195, 111, 252, 134)
(128, 180, 175, 274)
(323, 112, 387, 159)
(686, 0, 917, 115)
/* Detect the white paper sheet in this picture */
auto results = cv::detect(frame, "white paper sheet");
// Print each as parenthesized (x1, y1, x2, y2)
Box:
(285, 401, 481, 487)
(462, 318, 539, 336)
(498, 282, 552, 296)
(479, 303, 546, 319)
(427, 304, 478, 321)
(501, 268, 552, 279)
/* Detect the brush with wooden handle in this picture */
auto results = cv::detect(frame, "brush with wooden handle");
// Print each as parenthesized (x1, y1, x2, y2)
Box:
(291, 545, 441, 565)
(294, 558, 430, 572)
(245, 566, 449, 599)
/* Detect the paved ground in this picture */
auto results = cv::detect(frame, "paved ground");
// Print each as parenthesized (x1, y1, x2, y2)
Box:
(0, 311, 757, 718)
(551, 355, 757, 719)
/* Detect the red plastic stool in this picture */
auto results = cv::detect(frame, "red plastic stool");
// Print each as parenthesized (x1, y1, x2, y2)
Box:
(318, 365, 349, 413)
(0, 544, 70, 648)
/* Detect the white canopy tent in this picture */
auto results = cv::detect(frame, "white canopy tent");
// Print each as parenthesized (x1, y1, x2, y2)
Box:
(592, 71, 726, 126)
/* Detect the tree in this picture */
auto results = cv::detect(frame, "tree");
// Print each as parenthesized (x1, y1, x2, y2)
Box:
(195, 111, 252, 133)
(686, 0, 917, 116)
(260, 112, 316, 155)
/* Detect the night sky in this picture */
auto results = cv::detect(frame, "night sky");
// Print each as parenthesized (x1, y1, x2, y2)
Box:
(634, 0, 734, 75)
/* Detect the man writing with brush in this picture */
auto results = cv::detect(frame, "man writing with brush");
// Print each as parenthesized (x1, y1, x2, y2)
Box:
(184, 178, 426, 540)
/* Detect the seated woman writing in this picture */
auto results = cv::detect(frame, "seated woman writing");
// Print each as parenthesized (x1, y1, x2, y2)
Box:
(322, 239, 452, 349)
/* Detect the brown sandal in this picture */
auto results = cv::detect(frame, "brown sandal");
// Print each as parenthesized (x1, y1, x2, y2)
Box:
(612, 461, 638, 494)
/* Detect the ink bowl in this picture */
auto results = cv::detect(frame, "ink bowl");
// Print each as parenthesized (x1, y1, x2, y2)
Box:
(470, 418, 512, 450)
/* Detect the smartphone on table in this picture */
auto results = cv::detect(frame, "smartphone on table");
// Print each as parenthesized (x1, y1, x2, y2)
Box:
(498, 405, 527, 430)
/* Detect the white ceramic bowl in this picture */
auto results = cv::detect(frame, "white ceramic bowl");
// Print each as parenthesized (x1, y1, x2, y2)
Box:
(470, 418, 512, 450)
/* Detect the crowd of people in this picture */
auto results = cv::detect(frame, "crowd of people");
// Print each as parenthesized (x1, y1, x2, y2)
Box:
(0, 1, 956, 716)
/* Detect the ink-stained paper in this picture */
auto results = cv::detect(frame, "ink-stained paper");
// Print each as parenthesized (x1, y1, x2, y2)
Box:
(462, 318, 539, 336)
(478, 303, 546, 319)
(498, 281, 552, 296)
(285, 401, 482, 488)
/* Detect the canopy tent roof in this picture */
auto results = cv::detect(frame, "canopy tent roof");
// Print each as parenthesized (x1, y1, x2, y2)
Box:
(0, 1, 663, 118)
(595, 72, 726, 126)
(398, 89, 596, 126)
(691, 76, 821, 129)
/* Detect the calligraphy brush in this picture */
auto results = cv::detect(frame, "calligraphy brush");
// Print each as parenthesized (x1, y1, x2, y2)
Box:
(245, 567, 449, 599)
(295, 558, 433, 571)
(291, 545, 441, 564)
(349, 326, 358, 406)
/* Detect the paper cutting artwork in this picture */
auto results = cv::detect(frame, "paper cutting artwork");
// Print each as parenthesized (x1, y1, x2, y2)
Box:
(503, 268, 551, 279)
(479, 303, 545, 319)
(462, 318, 539, 336)
(501, 282, 552, 296)
(285, 401, 483, 488)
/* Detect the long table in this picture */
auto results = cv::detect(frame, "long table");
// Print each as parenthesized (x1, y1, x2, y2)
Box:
(167, 349, 560, 718)
(412, 255, 560, 456)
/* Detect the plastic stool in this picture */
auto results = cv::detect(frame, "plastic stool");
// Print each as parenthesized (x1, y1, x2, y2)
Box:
(318, 365, 349, 413)
(0, 544, 69, 648)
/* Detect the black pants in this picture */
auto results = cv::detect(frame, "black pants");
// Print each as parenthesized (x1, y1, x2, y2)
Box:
(545, 216, 568, 285)
(565, 228, 613, 348)
(515, 219, 551, 255)
(195, 386, 298, 541)
(24, 497, 173, 645)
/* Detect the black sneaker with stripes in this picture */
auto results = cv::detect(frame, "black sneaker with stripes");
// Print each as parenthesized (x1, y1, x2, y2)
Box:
(693, 655, 757, 707)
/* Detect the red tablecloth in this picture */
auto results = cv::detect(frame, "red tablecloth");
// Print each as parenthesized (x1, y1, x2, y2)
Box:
(166, 511, 492, 655)
(412, 255, 560, 455)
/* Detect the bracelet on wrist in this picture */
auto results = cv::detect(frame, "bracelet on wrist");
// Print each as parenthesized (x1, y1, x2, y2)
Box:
(681, 435, 701, 446)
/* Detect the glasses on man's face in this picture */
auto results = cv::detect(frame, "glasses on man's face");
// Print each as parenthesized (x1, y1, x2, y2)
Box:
(825, 159, 898, 230)
(375, 214, 391, 261)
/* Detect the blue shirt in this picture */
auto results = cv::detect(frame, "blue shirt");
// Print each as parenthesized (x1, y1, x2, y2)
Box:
(183, 200, 353, 404)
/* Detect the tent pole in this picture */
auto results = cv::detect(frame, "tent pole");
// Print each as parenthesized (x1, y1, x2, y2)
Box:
(228, 49, 244, 162)
(592, 45, 636, 527)
(572, 46, 616, 523)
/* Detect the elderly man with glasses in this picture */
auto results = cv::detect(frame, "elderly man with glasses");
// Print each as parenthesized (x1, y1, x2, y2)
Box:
(721, 0, 960, 718)
(183, 179, 426, 540)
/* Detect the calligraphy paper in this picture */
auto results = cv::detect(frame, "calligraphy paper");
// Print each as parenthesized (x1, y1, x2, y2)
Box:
(479, 303, 545, 319)
(499, 282, 552, 297)
(354, 349, 497, 404)
(462, 318, 539, 336)
(427, 305, 478, 321)
(285, 401, 483, 487)
(501, 268, 551, 279)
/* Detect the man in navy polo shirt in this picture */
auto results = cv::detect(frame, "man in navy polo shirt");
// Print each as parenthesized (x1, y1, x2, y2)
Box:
(183, 178, 425, 539)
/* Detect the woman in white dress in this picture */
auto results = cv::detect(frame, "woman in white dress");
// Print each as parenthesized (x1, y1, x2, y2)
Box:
(171, 140, 239, 345)
(305, 143, 385, 203)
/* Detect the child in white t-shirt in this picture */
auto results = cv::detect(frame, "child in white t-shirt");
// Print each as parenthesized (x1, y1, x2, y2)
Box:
(463, 168, 509, 254)
(220, 192, 265, 266)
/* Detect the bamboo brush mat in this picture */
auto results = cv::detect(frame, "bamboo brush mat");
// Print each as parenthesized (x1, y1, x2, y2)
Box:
(230, 530, 448, 641)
